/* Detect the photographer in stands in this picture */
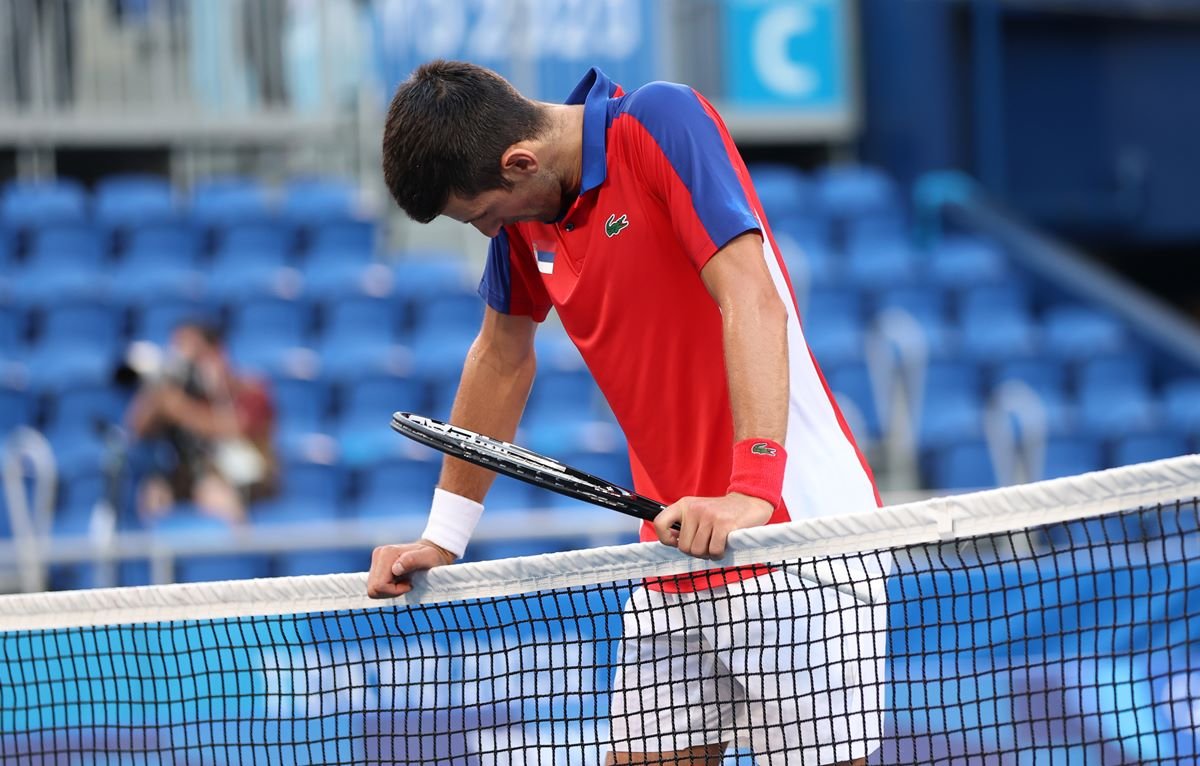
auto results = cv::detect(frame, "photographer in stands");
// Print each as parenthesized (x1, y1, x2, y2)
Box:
(125, 321, 277, 523)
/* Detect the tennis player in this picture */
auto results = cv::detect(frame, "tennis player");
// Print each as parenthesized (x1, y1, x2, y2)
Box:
(367, 60, 888, 766)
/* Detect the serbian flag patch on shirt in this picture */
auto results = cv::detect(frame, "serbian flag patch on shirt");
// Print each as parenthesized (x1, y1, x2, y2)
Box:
(534, 241, 556, 274)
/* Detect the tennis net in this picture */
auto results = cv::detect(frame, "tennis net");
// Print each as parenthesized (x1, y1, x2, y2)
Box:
(2, 455, 1199, 764)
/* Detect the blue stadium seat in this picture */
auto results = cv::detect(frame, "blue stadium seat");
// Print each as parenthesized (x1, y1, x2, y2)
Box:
(282, 178, 357, 226)
(802, 286, 865, 367)
(1040, 437, 1104, 480)
(525, 368, 600, 423)
(1076, 354, 1151, 393)
(1042, 306, 1127, 361)
(274, 549, 367, 577)
(918, 375, 983, 450)
(207, 230, 296, 303)
(927, 236, 1007, 288)
(559, 448, 634, 493)
(94, 174, 176, 229)
(959, 306, 1038, 362)
(846, 241, 919, 291)
(1113, 434, 1190, 467)
(16, 223, 110, 304)
(316, 295, 410, 380)
(813, 165, 900, 223)
(1077, 382, 1159, 439)
(336, 374, 427, 465)
(928, 442, 998, 490)
(129, 299, 211, 345)
(303, 254, 389, 302)
(1162, 379, 1200, 436)
(307, 218, 376, 257)
(391, 253, 474, 303)
(190, 177, 273, 228)
(875, 285, 956, 356)
(275, 459, 348, 516)
(779, 235, 839, 289)
(24, 303, 122, 391)
(0, 305, 25, 360)
(486, 476, 534, 510)
(49, 385, 128, 434)
(991, 359, 1067, 398)
(747, 163, 811, 224)
(958, 283, 1033, 319)
(111, 222, 204, 304)
(0, 386, 31, 433)
(0, 180, 87, 229)
(272, 375, 332, 444)
(827, 362, 881, 438)
(44, 420, 107, 480)
(353, 456, 441, 517)
(226, 297, 312, 374)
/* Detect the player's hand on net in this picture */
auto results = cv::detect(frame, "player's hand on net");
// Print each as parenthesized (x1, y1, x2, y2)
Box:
(652, 493, 774, 559)
(367, 540, 456, 598)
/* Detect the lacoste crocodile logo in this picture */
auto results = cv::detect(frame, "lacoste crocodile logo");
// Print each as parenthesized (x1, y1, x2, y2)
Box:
(751, 442, 778, 457)
(605, 214, 629, 238)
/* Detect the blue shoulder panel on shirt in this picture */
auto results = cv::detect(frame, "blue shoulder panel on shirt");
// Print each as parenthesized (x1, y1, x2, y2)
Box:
(619, 82, 758, 248)
(478, 229, 513, 314)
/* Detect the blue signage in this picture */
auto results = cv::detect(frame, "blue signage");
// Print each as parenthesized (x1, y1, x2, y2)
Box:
(723, 0, 851, 111)
(372, 0, 660, 102)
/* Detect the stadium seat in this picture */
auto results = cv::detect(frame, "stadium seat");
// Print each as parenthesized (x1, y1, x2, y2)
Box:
(875, 286, 956, 356)
(0, 386, 31, 433)
(271, 375, 332, 448)
(391, 253, 475, 304)
(990, 359, 1067, 398)
(1162, 379, 1200, 436)
(927, 442, 998, 490)
(1042, 307, 1127, 361)
(779, 235, 839, 290)
(24, 303, 122, 391)
(282, 177, 358, 226)
(1113, 434, 1190, 467)
(813, 165, 901, 224)
(16, 223, 110, 304)
(827, 362, 882, 437)
(206, 231, 296, 303)
(94, 174, 176, 230)
(802, 286, 865, 367)
(525, 368, 600, 424)
(227, 297, 313, 374)
(1076, 354, 1152, 393)
(274, 549, 367, 577)
(926, 236, 1007, 288)
(274, 459, 348, 517)
(0, 305, 25, 360)
(1039, 438, 1104, 480)
(308, 218, 376, 256)
(958, 283, 1033, 320)
(353, 456, 441, 517)
(486, 475, 534, 511)
(130, 299, 211, 345)
(48, 385, 129, 435)
(111, 222, 204, 304)
(1077, 382, 1159, 438)
(190, 176, 274, 228)
(959, 306, 1038, 362)
(917, 375, 983, 450)
(335, 374, 428, 465)
(746, 163, 811, 224)
(0, 180, 87, 230)
(846, 241, 919, 291)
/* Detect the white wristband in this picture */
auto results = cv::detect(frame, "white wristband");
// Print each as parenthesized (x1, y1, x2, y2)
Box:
(421, 488, 484, 558)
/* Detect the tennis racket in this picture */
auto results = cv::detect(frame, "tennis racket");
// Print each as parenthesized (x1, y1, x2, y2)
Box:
(390, 412, 666, 523)
(391, 412, 881, 605)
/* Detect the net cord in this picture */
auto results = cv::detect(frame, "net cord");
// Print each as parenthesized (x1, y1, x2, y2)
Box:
(1, 454, 1197, 632)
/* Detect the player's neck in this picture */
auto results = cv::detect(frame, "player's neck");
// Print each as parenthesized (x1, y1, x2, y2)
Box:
(539, 104, 585, 197)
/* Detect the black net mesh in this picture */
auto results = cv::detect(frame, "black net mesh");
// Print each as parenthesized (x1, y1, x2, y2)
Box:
(2, 500, 1199, 764)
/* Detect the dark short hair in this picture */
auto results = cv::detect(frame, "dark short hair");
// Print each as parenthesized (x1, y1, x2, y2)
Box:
(381, 60, 547, 223)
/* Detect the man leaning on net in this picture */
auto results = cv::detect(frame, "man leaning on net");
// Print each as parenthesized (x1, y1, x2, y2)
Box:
(366, 60, 888, 766)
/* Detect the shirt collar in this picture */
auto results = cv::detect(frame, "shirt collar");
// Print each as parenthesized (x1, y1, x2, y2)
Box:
(564, 67, 618, 195)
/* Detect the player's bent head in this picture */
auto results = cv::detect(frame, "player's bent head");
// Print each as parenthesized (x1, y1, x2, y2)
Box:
(382, 59, 547, 223)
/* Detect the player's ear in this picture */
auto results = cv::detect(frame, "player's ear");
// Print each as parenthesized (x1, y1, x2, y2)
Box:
(500, 144, 539, 180)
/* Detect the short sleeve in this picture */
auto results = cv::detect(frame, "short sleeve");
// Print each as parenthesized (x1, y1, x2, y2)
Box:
(621, 82, 760, 270)
(478, 227, 553, 321)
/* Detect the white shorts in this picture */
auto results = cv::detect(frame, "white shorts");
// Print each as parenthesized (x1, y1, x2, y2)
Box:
(609, 564, 889, 765)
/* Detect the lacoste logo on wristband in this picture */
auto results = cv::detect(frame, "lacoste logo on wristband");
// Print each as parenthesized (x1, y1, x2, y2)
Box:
(750, 442, 778, 457)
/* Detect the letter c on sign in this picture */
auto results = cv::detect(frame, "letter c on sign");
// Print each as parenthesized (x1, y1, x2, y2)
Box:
(752, 4, 818, 98)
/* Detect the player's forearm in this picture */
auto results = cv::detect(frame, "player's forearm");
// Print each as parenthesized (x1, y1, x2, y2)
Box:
(439, 329, 537, 503)
(722, 289, 789, 443)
